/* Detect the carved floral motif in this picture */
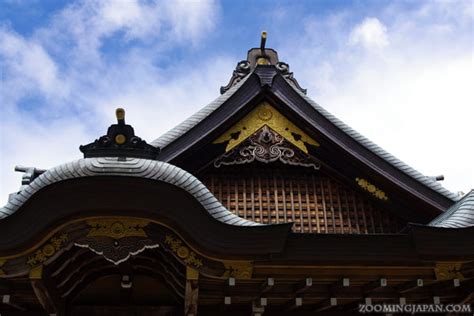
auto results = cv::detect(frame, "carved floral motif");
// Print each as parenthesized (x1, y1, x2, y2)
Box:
(223, 261, 253, 279)
(355, 178, 388, 201)
(215, 125, 320, 170)
(434, 262, 465, 280)
(164, 235, 203, 268)
(27, 233, 68, 267)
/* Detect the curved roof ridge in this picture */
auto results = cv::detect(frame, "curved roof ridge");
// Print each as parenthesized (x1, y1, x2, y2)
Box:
(150, 74, 251, 149)
(0, 157, 261, 227)
(429, 190, 474, 228)
(287, 81, 460, 202)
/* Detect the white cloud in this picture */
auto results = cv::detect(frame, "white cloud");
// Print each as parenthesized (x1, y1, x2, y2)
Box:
(349, 17, 389, 49)
(283, 2, 473, 195)
(0, 28, 66, 103)
(0, 0, 222, 205)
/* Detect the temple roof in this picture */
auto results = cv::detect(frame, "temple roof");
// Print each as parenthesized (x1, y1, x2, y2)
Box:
(429, 190, 474, 228)
(150, 51, 459, 203)
(0, 157, 260, 226)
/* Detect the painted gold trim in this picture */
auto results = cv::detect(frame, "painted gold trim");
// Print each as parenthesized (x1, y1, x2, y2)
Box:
(164, 235, 203, 268)
(186, 266, 199, 281)
(86, 219, 149, 239)
(29, 265, 43, 280)
(223, 261, 253, 279)
(0, 216, 256, 268)
(213, 101, 319, 153)
(355, 178, 388, 201)
(26, 233, 68, 267)
(434, 262, 465, 280)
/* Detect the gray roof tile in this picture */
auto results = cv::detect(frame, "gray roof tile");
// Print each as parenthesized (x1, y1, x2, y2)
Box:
(151, 70, 459, 202)
(429, 190, 474, 228)
(0, 158, 261, 227)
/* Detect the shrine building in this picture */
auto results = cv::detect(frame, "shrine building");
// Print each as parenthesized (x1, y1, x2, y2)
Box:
(0, 33, 473, 315)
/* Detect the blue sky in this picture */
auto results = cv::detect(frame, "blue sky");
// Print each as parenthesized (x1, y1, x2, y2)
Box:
(0, 0, 473, 205)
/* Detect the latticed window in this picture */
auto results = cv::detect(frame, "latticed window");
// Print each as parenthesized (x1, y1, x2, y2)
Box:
(200, 163, 406, 234)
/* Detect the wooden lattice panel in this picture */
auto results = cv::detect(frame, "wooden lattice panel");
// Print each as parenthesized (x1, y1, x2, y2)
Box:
(200, 164, 406, 234)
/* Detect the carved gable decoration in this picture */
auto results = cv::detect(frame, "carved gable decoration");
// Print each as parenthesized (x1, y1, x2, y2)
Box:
(214, 125, 320, 170)
(213, 102, 319, 154)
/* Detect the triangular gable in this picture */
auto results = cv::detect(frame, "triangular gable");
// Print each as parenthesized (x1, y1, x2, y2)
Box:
(151, 52, 458, 222)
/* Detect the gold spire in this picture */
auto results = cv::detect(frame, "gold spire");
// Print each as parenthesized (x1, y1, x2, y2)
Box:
(116, 108, 125, 122)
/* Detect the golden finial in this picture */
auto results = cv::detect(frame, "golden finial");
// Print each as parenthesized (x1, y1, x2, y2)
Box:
(116, 108, 125, 122)
(260, 31, 267, 52)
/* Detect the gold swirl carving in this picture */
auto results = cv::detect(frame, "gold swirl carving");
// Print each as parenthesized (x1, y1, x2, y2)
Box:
(213, 102, 319, 153)
(355, 178, 388, 201)
(164, 235, 203, 268)
(434, 262, 464, 281)
(27, 233, 68, 267)
(223, 261, 253, 279)
(86, 219, 149, 239)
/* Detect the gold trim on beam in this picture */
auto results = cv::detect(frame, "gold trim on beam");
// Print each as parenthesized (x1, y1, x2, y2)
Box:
(29, 265, 43, 280)
(355, 178, 388, 201)
(223, 261, 253, 279)
(164, 235, 203, 269)
(26, 233, 68, 268)
(213, 101, 319, 153)
(86, 219, 149, 239)
(434, 262, 465, 281)
(186, 266, 199, 281)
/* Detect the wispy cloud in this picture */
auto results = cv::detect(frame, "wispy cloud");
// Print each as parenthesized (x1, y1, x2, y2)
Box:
(0, 0, 472, 207)
(282, 1, 473, 194)
(0, 0, 222, 204)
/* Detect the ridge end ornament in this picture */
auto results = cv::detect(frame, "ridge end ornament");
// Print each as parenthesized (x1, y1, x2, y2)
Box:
(80, 108, 160, 160)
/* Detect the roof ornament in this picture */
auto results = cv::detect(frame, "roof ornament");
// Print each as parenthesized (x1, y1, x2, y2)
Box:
(14, 166, 46, 189)
(79, 108, 160, 160)
(220, 31, 307, 94)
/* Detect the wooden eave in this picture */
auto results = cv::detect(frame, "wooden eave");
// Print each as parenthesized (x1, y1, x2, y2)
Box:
(1, 176, 472, 265)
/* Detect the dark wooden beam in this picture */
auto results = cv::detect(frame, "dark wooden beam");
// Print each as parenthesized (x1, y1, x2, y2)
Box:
(396, 278, 425, 294)
(30, 265, 65, 315)
(282, 297, 303, 312)
(1, 294, 27, 311)
(294, 277, 312, 295)
(313, 297, 338, 312)
(363, 277, 388, 293)
(259, 277, 274, 295)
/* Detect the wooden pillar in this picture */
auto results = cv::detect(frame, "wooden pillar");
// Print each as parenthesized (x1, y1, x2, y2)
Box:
(185, 267, 199, 316)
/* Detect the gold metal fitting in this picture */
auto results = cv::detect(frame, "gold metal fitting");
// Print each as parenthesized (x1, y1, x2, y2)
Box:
(115, 134, 127, 145)
(116, 108, 125, 121)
